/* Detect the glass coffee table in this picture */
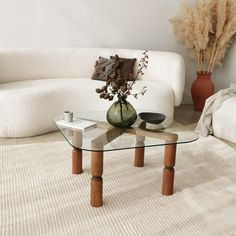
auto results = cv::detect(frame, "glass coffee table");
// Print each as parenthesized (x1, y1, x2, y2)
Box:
(54, 111, 198, 207)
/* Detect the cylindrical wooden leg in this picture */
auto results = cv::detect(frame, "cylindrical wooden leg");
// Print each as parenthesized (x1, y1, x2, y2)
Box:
(91, 177, 103, 207)
(134, 147, 145, 167)
(162, 144, 177, 195)
(162, 167, 175, 195)
(90, 151, 103, 207)
(72, 148, 82, 174)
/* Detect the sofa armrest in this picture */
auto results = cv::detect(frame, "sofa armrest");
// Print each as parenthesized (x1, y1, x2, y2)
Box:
(141, 51, 185, 107)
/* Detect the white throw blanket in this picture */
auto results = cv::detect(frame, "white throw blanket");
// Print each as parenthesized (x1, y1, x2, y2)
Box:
(196, 84, 236, 136)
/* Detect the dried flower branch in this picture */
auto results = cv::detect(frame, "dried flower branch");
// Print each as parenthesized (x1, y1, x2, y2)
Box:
(95, 50, 149, 101)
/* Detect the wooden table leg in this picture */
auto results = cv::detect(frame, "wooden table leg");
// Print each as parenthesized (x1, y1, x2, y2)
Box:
(134, 147, 145, 167)
(162, 143, 177, 195)
(134, 134, 145, 167)
(90, 151, 103, 207)
(72, 148, 82, 174)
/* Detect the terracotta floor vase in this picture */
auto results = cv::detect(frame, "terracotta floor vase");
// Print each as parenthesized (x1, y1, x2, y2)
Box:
(191, 72, 214, 111)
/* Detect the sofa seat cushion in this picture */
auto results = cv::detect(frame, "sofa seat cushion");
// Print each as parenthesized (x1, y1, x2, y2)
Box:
(0, 78, 174, 137)
(212, 96, 236, 143)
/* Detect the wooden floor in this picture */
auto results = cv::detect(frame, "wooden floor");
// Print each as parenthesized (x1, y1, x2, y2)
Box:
(0, 105, 235, 148)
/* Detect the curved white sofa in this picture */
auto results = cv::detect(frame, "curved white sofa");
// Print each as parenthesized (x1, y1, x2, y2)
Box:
(212, 96, 236, 143)
(0, 48, 185, 137)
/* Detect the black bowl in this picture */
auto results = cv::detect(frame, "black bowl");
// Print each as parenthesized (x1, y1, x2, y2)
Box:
(139, 112, 166, 124)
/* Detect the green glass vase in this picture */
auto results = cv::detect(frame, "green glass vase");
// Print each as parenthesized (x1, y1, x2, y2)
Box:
(106, 97, 137, 128)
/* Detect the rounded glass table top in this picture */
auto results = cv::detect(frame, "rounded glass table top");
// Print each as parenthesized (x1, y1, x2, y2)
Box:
(54, 111, 199, 152)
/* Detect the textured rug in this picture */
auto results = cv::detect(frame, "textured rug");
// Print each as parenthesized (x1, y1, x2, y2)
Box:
(0, 136, 236, 236)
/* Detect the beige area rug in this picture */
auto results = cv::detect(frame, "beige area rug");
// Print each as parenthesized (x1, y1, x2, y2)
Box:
(0, 136, 236, 236)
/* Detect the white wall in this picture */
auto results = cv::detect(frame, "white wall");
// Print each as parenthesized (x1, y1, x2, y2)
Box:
(0, 0, 235, 103)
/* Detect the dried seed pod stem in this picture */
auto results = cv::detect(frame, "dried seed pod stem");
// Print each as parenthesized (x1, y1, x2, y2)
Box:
(95, 51, 149, 101)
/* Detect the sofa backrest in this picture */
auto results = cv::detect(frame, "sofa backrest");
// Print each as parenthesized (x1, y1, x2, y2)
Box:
(0, 47, 185, 106)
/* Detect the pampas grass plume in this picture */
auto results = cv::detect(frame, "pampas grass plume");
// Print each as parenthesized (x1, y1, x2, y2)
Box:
(170, 0, 236, 73)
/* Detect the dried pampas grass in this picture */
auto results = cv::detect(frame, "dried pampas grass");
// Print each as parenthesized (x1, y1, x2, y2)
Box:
(170, 0, 236, 73)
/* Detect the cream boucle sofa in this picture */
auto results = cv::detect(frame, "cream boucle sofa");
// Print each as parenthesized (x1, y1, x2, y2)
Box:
(0, 48, 185, 137)
(212, 96, 236, 143)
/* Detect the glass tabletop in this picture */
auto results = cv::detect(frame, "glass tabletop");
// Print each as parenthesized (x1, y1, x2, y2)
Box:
(53, 111, 199, 152)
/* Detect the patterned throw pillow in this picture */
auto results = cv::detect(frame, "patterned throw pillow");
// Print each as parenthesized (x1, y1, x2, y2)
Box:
(91, 57, 114, 81)
(91, 56, 136, 81)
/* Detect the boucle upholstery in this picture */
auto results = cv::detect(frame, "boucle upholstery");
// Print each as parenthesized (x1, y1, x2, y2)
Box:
(212, 96, 236, 143)
(0, 48, 185, 137)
